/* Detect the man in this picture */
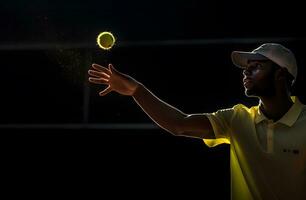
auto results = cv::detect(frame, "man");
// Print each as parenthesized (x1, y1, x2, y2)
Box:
(88, 43, 306, 200)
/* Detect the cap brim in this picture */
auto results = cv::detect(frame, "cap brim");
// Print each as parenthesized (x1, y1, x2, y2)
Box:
(231, 51, 268, 69)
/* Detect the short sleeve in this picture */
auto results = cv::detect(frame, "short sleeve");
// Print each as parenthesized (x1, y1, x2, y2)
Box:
(203, 107, 236, 147)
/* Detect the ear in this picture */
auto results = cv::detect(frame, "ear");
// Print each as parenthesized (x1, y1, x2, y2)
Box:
(275, 67, 287, 82)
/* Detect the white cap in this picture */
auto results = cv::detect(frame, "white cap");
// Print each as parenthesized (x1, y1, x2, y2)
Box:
(231, 43, 298, 82)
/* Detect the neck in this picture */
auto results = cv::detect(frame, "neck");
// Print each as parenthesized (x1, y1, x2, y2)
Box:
(259, 92, 293, 121)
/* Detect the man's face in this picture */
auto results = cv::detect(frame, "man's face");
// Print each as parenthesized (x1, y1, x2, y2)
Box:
(243, 60, 277, 97)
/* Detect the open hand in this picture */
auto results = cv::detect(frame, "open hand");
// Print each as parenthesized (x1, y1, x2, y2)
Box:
(88, 63, 140, 96)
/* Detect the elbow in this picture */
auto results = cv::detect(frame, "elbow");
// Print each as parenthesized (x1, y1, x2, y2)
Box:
(169, 115, 190, 136)
(167, 129, 183, 137)
(167, 121, 185, 136)
(156, 114, 187, 136)
(168, 129, 182, 136)
(158, 121, 184, 136)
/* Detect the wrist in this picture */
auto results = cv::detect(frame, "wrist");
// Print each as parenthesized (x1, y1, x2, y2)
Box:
(132, 82, 143, 97)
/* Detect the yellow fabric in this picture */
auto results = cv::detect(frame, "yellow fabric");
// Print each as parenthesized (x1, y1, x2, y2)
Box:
(204, 97, 306, 200)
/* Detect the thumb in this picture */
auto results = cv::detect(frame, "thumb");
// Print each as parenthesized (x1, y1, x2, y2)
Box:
(99, 86, 112, 96)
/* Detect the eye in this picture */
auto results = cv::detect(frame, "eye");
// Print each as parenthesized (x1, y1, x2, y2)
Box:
(256, 63, 263, 68)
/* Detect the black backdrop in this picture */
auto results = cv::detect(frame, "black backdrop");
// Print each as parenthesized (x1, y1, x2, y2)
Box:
(1, 1, 305, 199)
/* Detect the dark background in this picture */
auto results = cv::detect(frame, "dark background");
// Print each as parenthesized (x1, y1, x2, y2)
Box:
(1, 0, 305, 199)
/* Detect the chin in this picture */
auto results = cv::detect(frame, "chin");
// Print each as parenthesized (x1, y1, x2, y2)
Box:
(245, 89, 257, 97)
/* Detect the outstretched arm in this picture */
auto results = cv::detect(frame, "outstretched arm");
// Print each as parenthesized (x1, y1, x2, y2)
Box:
(88, 63, 214, 139)
(132, 84, 214, 139)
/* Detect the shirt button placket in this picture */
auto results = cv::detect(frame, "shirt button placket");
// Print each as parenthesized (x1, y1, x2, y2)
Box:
(267, 120, 274, 153)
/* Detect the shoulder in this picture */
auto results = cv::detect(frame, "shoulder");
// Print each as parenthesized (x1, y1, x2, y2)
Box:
(233, 103, 257, 115)
(215, 103, 250, 113)
(212, 103, 255, 120)
(298, 105, 306, 119)
(295, 96, 306, 121)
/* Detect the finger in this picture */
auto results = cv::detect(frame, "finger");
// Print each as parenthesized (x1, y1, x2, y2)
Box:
(88, 77, 109, 85)
(108, 64, 118, 74)
(99, 86, 112, 96)
(88, 70, 110, 78)
(92, 63, 111, 76)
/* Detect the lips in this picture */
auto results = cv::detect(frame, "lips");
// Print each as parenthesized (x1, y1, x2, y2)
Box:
(243, 78, 253, 88)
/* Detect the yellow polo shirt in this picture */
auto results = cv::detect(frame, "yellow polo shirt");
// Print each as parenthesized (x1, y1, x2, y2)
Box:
(204, 97, 306, 200)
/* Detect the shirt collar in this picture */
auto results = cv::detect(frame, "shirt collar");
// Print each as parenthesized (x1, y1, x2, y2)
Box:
(254, 96, 304, 126)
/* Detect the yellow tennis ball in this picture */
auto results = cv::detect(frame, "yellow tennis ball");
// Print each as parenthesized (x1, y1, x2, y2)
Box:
(97, 32, 115, 50)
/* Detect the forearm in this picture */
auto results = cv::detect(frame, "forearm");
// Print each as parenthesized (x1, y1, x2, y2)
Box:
(132, 83, 186, 135)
